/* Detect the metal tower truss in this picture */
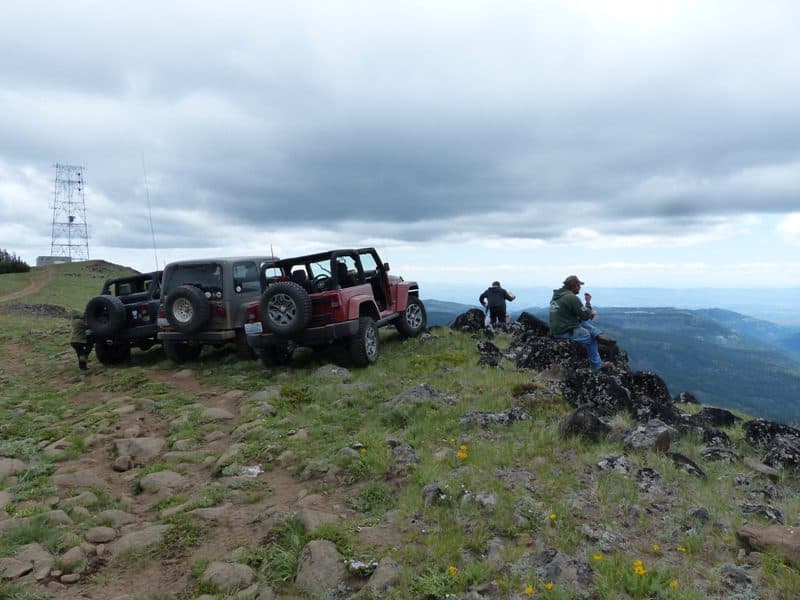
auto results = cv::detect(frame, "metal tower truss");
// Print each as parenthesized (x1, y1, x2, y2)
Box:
(50, 163, 90, 261)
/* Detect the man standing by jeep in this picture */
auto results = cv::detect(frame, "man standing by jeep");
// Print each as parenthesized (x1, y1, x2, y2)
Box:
(549, 275, 614, 371)
(70, 309, 94, 370)
(479, 281, 516, 328)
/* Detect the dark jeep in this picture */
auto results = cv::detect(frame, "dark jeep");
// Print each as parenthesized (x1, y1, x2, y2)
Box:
(244, 248, 426, 367)
(85, 271, 162, 365)
(157, 256, 276, 362)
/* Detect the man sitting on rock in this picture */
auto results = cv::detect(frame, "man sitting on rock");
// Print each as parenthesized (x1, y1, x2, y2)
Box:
(479, 281, 516, 329)
(549, 275, 614, 371)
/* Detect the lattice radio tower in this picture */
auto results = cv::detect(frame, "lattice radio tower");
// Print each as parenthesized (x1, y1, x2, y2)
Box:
(50, 163, 90, 261)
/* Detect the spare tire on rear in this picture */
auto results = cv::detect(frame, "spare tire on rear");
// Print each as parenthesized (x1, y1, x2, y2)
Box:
(165, 286, 211, 333)
(259, 281, 313, 336)
(85, 295, 126, 336)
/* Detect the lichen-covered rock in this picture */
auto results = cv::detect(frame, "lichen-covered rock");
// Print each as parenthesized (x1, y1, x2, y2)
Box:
(686, 406, 740, 428)
(762, 435, 800, 471)
(743, 419, 800, 448)
(561, 372, 631, 416)
(515, 312, 550, 337)
(295, 540, 349, 595)
(668, 452, 707, 480)
(560, 406, 610, 441)
(476, 340, 503, 367)
(458, 407, 530, 427)
(624, 419, 676, 452)
(450, 309, 486, 332)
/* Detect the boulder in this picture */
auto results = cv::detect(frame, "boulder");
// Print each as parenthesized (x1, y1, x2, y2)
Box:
(560, 406, 610, 441)
(622, 371, 672, 406)
(138, 471, 190, 494)
(763, 435, 800, 471)
(385, 384, 442, 409)
(200, 561, 255, 594)
(476, 340, 503, 367)
(624, 419, 676, 452)
(743, 419, 800, 448)
(366, 557, 401, 595)
(561, 372, 631, 416)
(741, 503, 784, 524)
(668, 452, 707, 480)
(674, 391, 699, 404)
(450, 309, 486, 332)
(686, 407, 740, 428)
(113, 438, 166, 464)
(458, 407, 530, 428)
(515, 312, 550, 337)
(388, 442, 419, 477)
(107, 525, 171, 557)
(0, 457, 26, 480)
(295, 540, 349, 595)
(737, 523, 800, 566)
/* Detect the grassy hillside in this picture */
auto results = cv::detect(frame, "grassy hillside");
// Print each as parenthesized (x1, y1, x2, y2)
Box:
(0, 265, 799, 598)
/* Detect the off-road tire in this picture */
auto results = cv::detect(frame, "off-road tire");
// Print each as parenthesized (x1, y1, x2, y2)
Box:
(396, 296, 427, 339)
(349, 317, 379, 367)
(85, 295, 127, 337)
(259, 282, 312, 336)
(235, 329, 256, 360)
(95, 342, 131, 365)
(165, 286, 211, 334)
(162, 340, 203, 363)
(260, 342, 295, 367)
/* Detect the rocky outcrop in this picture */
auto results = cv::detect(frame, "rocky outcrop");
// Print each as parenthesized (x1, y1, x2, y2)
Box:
(737, 524, 800, 566)
(450, 309, 486, 332)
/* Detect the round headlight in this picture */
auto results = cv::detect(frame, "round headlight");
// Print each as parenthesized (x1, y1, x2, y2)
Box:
(204, 291, 212, 299)
(215, 291, 222, 299)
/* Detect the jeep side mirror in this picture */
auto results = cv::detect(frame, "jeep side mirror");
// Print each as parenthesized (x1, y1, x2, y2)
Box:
(383, 262, 390, 272)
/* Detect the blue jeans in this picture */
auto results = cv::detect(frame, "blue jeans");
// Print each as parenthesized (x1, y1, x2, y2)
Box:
(554, 321, 602, 370)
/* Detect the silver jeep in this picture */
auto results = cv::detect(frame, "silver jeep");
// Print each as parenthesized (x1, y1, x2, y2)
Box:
(157, 256, 276, 362)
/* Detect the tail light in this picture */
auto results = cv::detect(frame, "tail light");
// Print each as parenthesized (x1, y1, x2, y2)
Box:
(158, 305, 165, 318)
(215, 305, 226, 318)
(138, 304, 149, 319)
(245, 304, 260, 322)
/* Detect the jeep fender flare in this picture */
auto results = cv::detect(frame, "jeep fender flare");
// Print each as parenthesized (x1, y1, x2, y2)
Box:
(347, 295, 380, 321)
(393, 281, 416, 312)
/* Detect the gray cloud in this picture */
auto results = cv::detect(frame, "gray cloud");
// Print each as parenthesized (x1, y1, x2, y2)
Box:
(2, 0, 800, 255)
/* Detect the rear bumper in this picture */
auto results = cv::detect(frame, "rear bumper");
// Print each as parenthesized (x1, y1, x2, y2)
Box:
(158, 329, 237, 342)
(97, 324, 160, 344)
(246, 320, 359, 348)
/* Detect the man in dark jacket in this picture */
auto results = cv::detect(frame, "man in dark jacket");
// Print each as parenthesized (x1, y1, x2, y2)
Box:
(479, 281, 516, 328)
(549, 275, 613, 370)
(70, 309, 94, 370)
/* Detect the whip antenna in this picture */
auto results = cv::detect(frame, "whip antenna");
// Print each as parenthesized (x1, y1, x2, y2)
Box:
(141, 154, 160, 270)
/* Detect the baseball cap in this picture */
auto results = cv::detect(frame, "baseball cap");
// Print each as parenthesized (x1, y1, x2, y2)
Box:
(563, 275, 584, 286)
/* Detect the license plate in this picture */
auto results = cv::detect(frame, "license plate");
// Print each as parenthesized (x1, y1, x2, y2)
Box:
(244, 322, 263, 335)
(157, 317, 169, 327)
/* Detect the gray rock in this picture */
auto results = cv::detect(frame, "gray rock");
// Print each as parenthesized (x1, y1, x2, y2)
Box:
(113, 437, 166, 463)
(295, 540, 349, 595)
(597, 455, 632, 474)
(107, 524, 171, 557)
(0, 457, 26, 479)
(112, 455, 134, 472)
(138, 470, 190, 494)
(59, 491, 99, 509)
(216, 443, 245, 469)
(85, 527, 117, 544)
(459, 407, 530, 427)
(53, 470, 106, 489)
(59, 546, 85, 573)
(366, 557, 401, 594)
(736, 523, 800, 567)
(313, 364, 351, 381)
(0, 557, 33, 579)
(624, 419, 676, 452)
(560, 406, 610, 441)
(95, 509, 137, 528)
(202, 407, 237, 421)
(201, 561, 255, 594)
(385, 384, 441, 409)
(388, 443, 419, 477)
(422, 481, 450, 507)
(741, 503, 784, 524)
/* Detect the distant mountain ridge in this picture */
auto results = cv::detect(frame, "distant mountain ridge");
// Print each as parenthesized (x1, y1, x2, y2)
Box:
(422, 298, 800, 425)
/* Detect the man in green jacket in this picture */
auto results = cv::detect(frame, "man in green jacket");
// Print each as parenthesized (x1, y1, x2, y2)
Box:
(549, 275, 613, 371)
(70, 309, 94, 370)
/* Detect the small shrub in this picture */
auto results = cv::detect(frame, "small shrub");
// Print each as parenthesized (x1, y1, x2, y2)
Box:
(345, 481, 394, 514)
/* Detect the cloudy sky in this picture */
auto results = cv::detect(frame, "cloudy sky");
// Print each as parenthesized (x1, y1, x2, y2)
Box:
(2, 0, 799, 298)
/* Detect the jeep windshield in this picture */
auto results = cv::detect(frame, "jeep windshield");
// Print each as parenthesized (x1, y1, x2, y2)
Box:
(164, 263, 223, 295)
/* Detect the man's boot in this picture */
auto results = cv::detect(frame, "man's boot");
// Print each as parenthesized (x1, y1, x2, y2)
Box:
(78, 357, 87, 370)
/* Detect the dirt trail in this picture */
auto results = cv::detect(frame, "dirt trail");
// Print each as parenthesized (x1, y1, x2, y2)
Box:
(0, 267, 53, 303)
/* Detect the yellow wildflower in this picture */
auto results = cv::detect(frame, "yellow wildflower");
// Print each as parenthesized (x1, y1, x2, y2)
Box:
(633, 559, 646, 576)
(592, 553, 603, 561)
(544, 582, 554, 591)
(448, 565, 458, 577)
(651, 543, 661, 554)
(549, 512, 557, 521)
(455, 449, 468, 460)
(669, 579, 678, 589)
(524, 584, 535, 596)
(459, 444, 468, 451)
(358, 447, 367, 454)
(676, 545, 687, 553)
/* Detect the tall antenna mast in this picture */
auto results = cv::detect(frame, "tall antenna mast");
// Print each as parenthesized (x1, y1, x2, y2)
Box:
(49, 163, 90, 261)
(141, 155, 160, 270)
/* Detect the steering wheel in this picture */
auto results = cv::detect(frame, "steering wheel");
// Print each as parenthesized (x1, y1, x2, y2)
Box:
(312, 274, 330, 292)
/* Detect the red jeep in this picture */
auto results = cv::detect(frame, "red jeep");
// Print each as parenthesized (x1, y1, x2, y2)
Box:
(244, 248, 426, 367)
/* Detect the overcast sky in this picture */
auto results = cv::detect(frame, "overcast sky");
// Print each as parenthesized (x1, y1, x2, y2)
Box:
(2, 0, 799, 297)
